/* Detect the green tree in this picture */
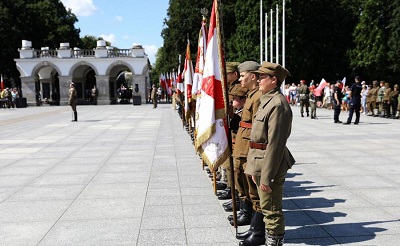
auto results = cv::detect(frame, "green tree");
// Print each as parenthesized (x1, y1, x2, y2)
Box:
(348, 0, 391, 80)
(0, 0, 80, 87)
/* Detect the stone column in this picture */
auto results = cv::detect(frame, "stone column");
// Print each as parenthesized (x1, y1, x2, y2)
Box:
(95, 75, 110, 105)
(20, 76, 36, 106)
(132, 75, 148, 104)
(58, 76, 73, 105)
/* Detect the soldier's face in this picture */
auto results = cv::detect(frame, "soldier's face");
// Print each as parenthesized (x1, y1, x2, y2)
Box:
(258, 74, 276, 93)
(239, 71, 256, 89)
(232, 96, 245, 108)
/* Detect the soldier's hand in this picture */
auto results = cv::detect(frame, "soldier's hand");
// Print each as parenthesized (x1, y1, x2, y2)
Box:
(260, 184, 272, 193)
(252, 175, 257, 184)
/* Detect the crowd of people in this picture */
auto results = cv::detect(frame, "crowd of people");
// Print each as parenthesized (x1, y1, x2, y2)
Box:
(0, 87, 19, 109)
(283, 77, 400, 123)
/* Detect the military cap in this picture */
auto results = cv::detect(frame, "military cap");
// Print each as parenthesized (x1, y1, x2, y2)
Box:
(226, 62, 240, 73)
(238, 61, 261, 73)
(229, 84, 248, 97)
(252, 61, 291, 82)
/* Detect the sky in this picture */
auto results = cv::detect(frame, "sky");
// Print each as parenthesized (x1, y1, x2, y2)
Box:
(60, 0, 169, 64)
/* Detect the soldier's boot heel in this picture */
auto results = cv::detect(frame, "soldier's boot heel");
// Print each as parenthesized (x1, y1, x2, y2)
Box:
(266, 234, 284, 246)
(238, 212, 265, 245)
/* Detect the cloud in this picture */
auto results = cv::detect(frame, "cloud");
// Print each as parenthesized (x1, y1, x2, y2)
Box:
(61, 0, 97, 17)
(115, 16, 123, 22)
(143, 45, 159, 64)
(100, 34, 116, 45)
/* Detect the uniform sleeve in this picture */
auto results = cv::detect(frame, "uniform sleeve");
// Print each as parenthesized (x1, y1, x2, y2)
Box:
(260, 100, 291, 187)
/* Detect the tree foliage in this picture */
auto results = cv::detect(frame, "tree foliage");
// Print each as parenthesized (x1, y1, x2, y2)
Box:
(0, 0, 80, 87)
(156, 0, 400, 85)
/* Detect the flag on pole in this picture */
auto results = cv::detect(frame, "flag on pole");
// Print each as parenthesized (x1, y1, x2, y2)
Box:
(195, 0, 230, 170)
(0, 74, 4, 90)
(315, 78, 327, 93)
(183, 41, 194, 118)
(342, 77, 346, 88)
(176, 55, 184, 94)
(192, 17, 207, 100)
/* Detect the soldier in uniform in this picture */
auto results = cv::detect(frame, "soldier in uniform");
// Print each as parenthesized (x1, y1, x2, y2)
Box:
(309, 85, 317, 119)
(382, 82, 392, 118)
(366, 80, 379, 116)
(68, 82, 77, 122)
(343, 76, 363, 124)
(245, 61, 295, 246)
(298, 79, 310, 117)
(231, 61, 266, 246)
(376, 81, 386, 117)
(390, 84, 399, 119)
(151, 84, 157, 108)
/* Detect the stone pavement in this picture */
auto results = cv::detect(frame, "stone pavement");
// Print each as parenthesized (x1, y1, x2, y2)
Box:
(0, 103, 399, 246)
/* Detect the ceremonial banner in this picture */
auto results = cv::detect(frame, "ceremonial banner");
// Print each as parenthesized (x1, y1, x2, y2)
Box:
(315, 78, 327, 93)
(192, 17, 207, 100)
(183, 42, 194, 117)
(195, 0, 230, 169)
(0, 74, 4, 90)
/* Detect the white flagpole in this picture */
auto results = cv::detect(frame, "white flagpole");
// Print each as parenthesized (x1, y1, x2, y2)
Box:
(282, 0, 286, 92)
(265, 12, 268, 62)
(276, 4, 279, 64)
(260, 0, 263, 63)
(270, 9, 273, 62)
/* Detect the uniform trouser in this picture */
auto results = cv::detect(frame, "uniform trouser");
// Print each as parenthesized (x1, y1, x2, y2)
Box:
(347, 100, 361, 123)
(234, 157, 250, 202)
(383, 101, 391, 117)
(310, 102, 316, 117)
(391, 99, 398, 117)
(152, 98, 157, 108)
(334, 105, 341, 122)
(255, 171, 286, 236)
(300, 99, 309, 114)
(378, 101, 383, 114)
(367, 101, 376, 113)
(246, 173, 261, 212)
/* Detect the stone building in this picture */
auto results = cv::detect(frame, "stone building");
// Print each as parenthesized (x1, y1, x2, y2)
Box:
(14, 40, 150, 106)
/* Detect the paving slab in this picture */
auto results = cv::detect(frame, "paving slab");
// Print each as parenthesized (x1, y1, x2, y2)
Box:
(0, 104, 399, 245)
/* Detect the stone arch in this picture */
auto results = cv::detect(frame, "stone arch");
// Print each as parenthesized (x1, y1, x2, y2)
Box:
(31, 61, 62, 77)
(105, 60, 135, 75)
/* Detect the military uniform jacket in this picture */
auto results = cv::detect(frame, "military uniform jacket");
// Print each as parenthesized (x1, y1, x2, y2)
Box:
(367, 87, 378, 103)
(232, 87, 262, 158)
(245, 88, 295, 187)
(68, 88, 76, 105)
(383, 88, 392, 101)
(377, 87, 385, 102)
(298, 84, 309, 100)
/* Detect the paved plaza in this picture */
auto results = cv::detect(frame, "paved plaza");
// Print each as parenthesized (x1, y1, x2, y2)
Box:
(0, 103, 399, 245)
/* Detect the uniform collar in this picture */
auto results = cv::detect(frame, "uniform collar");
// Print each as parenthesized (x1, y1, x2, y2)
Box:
(260, 87, 280, 104)
(246, 86, 259, 98)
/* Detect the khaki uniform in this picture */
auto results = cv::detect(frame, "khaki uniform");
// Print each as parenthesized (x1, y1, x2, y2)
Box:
(233, 87, 262, 210)
(377, 86, 385, 115)
(151, 86, 157, 108)
(298, 84, 310, 115)
(366, 85, 378, 115)
(383, 86, 392, 117)
(245, 87, 295, 236)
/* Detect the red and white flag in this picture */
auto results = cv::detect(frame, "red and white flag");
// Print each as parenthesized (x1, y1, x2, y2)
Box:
(176, 55, 184, 94)
(315, 78, 327, 92)
(0, 74, 4, 90)
(195, 0, 230, 169)
(192, 17, 207, 99)
(183, 42, 194, 116)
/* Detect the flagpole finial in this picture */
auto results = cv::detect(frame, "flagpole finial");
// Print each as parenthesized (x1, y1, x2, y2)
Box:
(201, 8, 208, 18)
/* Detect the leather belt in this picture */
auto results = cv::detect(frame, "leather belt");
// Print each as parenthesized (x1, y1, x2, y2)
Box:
(239, 122, 252, 129)
(249, 141, 267, 150)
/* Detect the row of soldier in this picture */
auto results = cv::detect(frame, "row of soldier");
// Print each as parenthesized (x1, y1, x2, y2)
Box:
(176, 61, 294, 246)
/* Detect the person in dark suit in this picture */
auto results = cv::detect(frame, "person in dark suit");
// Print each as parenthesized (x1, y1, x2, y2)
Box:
(343, 76, 362, 124)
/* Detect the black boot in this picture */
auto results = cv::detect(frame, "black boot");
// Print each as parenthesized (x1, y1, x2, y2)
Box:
(301, 113, 304, 117)
(238, 211, 265, 245)
(266, 234, 284, 246)
(72, 112, 77, 122)
(307, 112, 309, 117)
(230, 200, 252, 226)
